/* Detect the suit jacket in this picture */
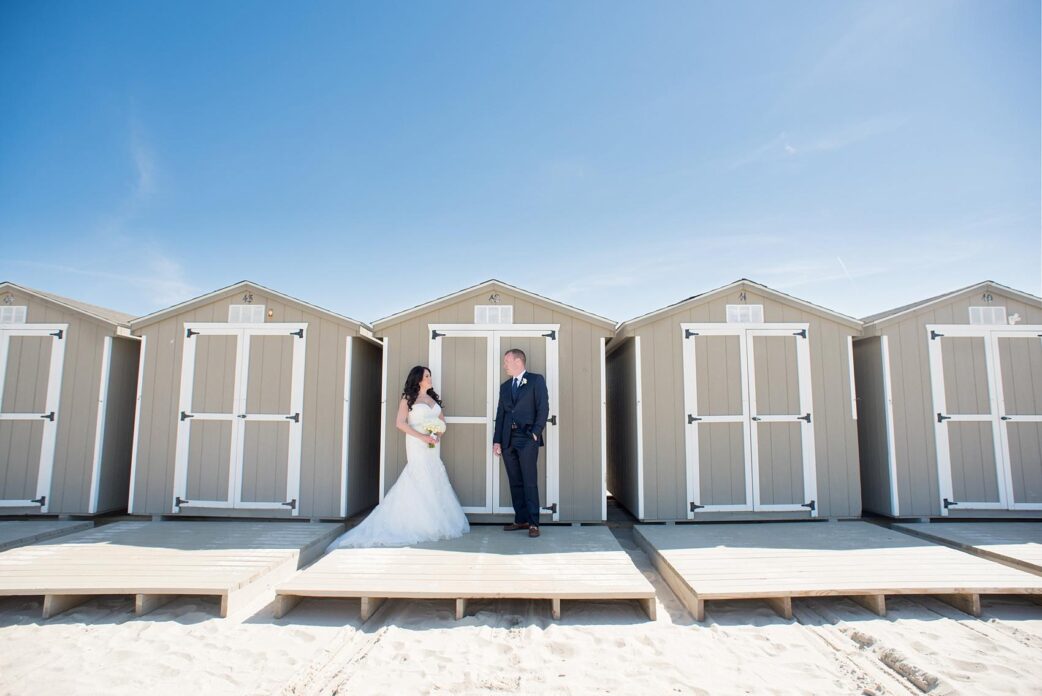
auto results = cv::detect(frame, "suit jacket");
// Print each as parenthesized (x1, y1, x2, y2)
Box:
(493, 372, 549, 447)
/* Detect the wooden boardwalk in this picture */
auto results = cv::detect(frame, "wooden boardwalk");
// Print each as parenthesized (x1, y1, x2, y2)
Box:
(633, 521, 1042, 621)
(894, 522, 1042, 576)
(0, 521, 343, 618)
(0, 521, 93, 552)
(276, 525, 656, 621)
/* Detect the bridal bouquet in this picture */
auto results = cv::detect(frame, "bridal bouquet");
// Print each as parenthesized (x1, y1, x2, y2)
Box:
(423, 419, 446, 448)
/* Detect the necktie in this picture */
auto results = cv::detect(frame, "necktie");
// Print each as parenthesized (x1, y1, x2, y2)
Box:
(512, 377, 519, 398)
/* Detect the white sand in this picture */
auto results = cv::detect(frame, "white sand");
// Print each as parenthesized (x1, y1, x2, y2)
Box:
(2, 528, 1041, 696)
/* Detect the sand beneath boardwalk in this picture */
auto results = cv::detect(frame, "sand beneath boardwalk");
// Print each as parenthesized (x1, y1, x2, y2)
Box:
(2, 528, 1041, 696)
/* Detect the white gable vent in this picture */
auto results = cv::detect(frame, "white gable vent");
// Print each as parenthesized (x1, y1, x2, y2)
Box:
(229, 304, 266, 323)
(475, 305, 513, 325)
(0, 306, 27, 324)
(968, 306, 1006, 326)
(726, 304, 764, 323)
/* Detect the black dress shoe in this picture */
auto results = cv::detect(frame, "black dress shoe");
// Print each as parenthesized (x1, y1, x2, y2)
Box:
(503, 522, 530, 531)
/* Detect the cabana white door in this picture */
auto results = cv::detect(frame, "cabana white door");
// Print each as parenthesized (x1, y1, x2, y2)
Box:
(173, 323, 306, 515)
(429, 324, 560, 521)
(929, 325, 1042, 514)
(681, 323, 817, 518)
(0, 325, 67, 513)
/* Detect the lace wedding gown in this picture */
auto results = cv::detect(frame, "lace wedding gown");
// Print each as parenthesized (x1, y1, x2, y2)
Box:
(326, 402, 470, 549)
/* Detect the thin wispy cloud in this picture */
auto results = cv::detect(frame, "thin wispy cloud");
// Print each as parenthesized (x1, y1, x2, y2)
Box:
(730, 114, 906, 169)
(11, 252, 198, 310)
(130, 117, 157, 200)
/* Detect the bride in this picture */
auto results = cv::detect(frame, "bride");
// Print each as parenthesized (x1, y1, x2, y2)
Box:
(326, 365, 470, 549)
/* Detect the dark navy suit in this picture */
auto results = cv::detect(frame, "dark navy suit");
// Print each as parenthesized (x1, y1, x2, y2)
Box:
(493, 371, 549, 525)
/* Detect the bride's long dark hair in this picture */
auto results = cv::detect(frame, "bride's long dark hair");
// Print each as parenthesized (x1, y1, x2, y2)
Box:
(402, 365, 443, 410)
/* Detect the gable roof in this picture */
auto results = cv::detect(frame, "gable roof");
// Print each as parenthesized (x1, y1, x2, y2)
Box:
(0, 281, 134, 327)
(616, 278, 863, 333)
(372, 279, 616, 330)
(861, 280, 1042, 327)
(129, 280, 371, 330)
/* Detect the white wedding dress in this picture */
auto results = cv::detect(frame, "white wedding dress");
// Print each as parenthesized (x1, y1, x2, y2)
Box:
(326, 402, 470, 549)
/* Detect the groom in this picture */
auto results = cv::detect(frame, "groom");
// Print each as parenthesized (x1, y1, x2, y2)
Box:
(492, 348, 549, 538)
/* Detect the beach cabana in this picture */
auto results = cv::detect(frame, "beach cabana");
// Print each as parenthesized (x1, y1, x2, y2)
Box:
(372, 280, 615, 523)
(0, 282, 139, 515)
(608, 279, 863, 521)
(855, 281, 1042, 518)
(128, 281, 382, 520)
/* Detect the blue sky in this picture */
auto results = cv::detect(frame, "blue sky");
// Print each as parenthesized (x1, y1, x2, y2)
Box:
(1, 0, 1039, 323)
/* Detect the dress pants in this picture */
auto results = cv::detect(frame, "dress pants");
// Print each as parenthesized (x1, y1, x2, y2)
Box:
(502, 432, 541, 525)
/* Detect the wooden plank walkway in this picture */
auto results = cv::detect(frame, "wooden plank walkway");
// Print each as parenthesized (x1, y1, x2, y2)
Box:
(0, 521, 343, 618)
(0, 521, 93, 552)
(276, 526, 656, 621)
(893, 522, 1042, 576)
(633, 521, 1042, 621)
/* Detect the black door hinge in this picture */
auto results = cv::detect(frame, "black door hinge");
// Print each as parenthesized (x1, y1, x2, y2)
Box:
(175, 496, 189, 507)
(282, 499, 297, 510)
(30, 496, 46, 506)
(798, 413, 811, 423)
(541, 502, 558, 513)
(751, 416, 762, 421)
(431, 329, 445, 340)
(1000, 416, 1012, 421)
(943, 498, 957, 509)
(687, 414, 702, 424)
(40, 411, 55, 421)
(285, 412, 300, 423)
(930, 330, 944, 340)
(186, 328, 198, 338)
(793, 328, 807, 338)
(937, 413, 951, 423)
(684, 329, 699, 339)
(180, 411, 194, 421)
(290, 328, 304, 338)
(542, 330, 557, 340)
(801, 500, 816, 511)
(548, 415, 557, 425)
(49, 329, 63, 339)
(690, 502, 704, 512)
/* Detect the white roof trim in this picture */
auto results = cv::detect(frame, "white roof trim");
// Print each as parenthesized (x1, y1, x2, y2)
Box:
(861, 281, 1042, 327)
(0, 282, 131, 328)
(129, 280, 372, 330)
(372, 279, 616, 329)
(616, 278, 862, 333)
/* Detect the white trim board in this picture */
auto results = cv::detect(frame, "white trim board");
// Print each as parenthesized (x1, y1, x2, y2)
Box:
(0, 324, 68, 513)
(879, 336, 901, 517)
(340, 336, 353, 517)
(599, 336, 607, 522)
(428, 324, 561, 520)
(87, 336, 113, 514)
(681, 322, 818, 518)
(126, 334, 146, 515)
(378, 336, 389, 503)
(634, 336, 645, 521)
(171, 322, 308, 515)
(927, 324, 1042, 514)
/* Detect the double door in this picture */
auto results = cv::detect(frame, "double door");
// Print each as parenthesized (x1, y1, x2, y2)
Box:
(929, 325, 1042, 513)
(681, 323, 817, 518)
(428, 324, 560, 520)
(0, 325, 67, 512)
(172, 323, 306, 514)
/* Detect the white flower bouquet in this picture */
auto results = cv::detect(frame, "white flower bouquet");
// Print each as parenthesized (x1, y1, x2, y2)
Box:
(423, 419, 446, 448)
